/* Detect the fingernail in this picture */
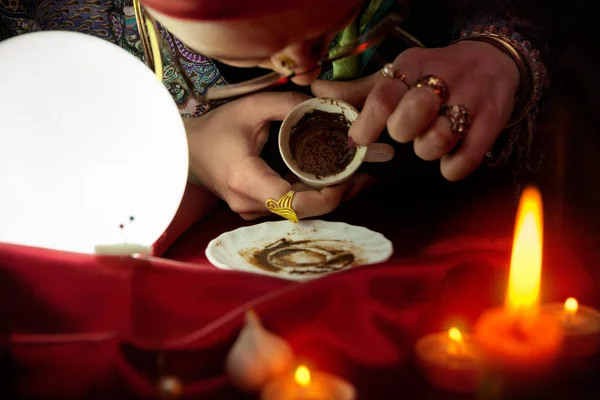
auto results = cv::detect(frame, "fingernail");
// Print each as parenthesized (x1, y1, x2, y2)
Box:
(341, 181, 355, 201)
(348, 136, 358, 148)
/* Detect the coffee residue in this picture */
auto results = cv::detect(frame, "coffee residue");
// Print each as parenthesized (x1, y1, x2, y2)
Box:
(289, 110, 356, 178)
(243, 238, 355, 275)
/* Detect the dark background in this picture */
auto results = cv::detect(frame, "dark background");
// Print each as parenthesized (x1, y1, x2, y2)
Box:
(375, 0, 600, 277)
(530, 0, 600, 279)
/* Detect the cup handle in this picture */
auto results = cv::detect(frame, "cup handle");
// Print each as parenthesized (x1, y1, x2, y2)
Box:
(363, 143, 395, 163)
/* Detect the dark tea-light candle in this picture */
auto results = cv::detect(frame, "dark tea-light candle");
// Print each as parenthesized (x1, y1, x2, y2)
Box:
(261, 365, 356, 400)
(415, 327, 481, 394)
(541, 297, 600, 359)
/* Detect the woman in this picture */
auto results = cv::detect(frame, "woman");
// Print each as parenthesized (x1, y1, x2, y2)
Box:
(1, 4, 573, 399)
(137, 0, 551, 239)
(0, 0, 551, 232)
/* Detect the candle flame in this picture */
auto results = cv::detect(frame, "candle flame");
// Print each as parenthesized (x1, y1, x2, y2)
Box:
(294, 365, 311, 387)
(447, 327, 464, 355)
(564, 297, 578, 315)
(506, 186, 543, 317)
(448, 327, 463, 343)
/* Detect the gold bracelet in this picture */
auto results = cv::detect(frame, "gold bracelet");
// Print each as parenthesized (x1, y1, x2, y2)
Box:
(452, 34, 533, 127)
(453, 26, 549, 171)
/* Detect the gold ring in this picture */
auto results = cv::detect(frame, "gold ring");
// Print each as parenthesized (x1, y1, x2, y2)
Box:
(415, 75, 450, 104)
(265, 190, 298, 223)
(277, 55, 297, 70)
(442, 104, 472, 137)
(381, 63, 410, 89)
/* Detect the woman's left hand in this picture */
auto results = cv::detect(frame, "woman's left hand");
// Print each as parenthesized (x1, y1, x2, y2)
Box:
(311, 40, 520, 181)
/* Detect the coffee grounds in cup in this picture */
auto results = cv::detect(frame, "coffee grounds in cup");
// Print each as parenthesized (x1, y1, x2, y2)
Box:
(289, 110, 356, 178)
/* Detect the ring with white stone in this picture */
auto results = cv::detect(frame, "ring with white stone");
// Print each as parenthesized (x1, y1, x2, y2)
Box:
(442, 104, 472, 138)
(381, 63, 410, 89)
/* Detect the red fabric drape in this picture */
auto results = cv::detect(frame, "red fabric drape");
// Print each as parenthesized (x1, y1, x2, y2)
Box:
(140, 0, 362, 21)
(1, 206, 595, 399)
(2, 175, 598, 399)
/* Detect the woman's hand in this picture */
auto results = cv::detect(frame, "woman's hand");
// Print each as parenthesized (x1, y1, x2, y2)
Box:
(312, 41, 520, 181)
(185, 92, 372, 221)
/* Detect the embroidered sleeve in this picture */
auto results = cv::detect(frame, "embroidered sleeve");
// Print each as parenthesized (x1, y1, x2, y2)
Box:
(449, 0, 554, 181)
(450, 0, 553, 81)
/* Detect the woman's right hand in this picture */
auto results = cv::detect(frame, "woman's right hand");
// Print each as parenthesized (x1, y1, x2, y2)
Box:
(185, 92, 373, 221)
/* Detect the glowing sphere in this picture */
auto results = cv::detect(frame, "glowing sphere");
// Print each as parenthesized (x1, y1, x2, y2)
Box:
(0, 32, 188, 255)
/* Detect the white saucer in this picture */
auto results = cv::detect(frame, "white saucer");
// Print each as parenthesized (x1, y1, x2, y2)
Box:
(206, 220, 393, 281)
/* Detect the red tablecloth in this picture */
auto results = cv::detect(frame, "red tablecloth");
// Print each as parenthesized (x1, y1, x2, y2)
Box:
(1, 183, 598, 399)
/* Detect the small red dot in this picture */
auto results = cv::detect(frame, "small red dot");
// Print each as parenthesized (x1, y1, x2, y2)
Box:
(119, 224, 124, 229)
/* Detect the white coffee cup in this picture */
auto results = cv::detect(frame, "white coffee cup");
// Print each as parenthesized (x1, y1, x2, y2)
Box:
(279, 97, 394, 189)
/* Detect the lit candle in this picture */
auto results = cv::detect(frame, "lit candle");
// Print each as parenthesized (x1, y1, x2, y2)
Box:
(473, 187, 564, 389)
(541, 297, 600, 358)
(260, 365, 356, 400)
(415, 327, 481, 393)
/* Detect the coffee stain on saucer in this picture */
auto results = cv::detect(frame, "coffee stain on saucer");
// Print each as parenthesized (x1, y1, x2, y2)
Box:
(239, 238, 363, 275)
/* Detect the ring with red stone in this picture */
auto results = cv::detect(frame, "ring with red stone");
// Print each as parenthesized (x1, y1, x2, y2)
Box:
(415, 74, 450, 105)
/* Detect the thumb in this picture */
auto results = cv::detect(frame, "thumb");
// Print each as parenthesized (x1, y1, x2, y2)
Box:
(236, 91, 312, 124)
(310, 72, 380, 109)
(230, 157, 353, 220)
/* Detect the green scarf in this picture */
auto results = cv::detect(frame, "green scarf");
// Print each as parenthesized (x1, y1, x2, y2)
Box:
(328, 0, 395, 80)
